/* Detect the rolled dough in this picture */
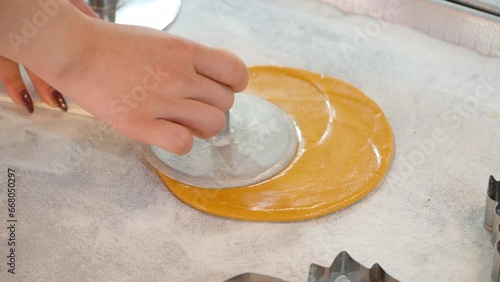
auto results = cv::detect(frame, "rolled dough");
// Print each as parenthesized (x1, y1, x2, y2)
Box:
(157, 66, 394, 222)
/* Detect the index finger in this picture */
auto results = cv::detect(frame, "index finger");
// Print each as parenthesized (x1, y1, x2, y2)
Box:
(194, 47, 249, 93)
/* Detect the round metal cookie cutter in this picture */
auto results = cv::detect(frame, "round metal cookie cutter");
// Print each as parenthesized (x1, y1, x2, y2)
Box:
(143, 93, 299, 189)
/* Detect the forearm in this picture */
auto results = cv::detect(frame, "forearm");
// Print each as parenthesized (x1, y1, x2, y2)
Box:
(0, 0, 94, 80)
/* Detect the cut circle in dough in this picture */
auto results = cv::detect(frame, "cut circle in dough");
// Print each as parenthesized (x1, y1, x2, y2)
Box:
(157, 66, 394, 222)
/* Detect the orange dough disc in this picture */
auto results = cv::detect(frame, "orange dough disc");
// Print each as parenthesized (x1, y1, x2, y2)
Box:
(157, 66, 394, 222)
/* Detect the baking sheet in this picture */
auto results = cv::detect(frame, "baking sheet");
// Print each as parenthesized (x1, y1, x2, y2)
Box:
(322, 0, 500, 57)
(0, 0, 499, 281)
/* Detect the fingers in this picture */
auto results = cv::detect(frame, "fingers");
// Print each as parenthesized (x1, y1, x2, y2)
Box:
(194, 47, 249, 93)
(122, 118, 194, 155)
(0, 58, 33, 113)
(0, 59, 68, 113)
(26, 69, 68, 112)
(152, 98, 226, 139)
(114, 97, 227, 155)
(186, 75, 235, 112)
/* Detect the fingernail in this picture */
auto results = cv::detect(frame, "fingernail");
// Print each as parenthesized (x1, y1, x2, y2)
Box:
(20, 90, 34, 113)
(52, 90, 68, 112)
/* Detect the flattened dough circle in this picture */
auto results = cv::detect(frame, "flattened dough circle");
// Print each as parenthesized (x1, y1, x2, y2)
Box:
(156, 66, 394, 222)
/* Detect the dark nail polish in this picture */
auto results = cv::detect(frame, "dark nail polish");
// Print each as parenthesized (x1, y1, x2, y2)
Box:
(52, 90, 68, 112)
(20, 90, 34, 113)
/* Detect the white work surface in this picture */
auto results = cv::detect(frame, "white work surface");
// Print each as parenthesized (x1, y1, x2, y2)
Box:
(0, 0, 499, 281)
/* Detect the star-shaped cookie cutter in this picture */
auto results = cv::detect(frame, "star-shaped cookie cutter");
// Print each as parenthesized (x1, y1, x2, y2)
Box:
(224, 251, 399, 282)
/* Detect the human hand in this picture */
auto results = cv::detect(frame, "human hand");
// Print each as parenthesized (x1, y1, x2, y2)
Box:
(0, 0, 98, 113)
(0, 1, 248, 155)
(45, 20, 249, 155)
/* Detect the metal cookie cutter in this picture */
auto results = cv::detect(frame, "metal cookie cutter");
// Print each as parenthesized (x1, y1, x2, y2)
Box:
(483, 175, 500, 282)
(308, 251, 398, 282)
(484, 175, 499, 232)
(225, 273, 286, 282)
(490, 176, 500, 245)
(492, 206, 500, 246)
(224, 251, 399, 282)
(493, 240, 500, 282)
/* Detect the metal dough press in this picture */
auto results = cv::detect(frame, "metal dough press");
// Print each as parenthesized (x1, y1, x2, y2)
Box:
(142, 93, 299, 189)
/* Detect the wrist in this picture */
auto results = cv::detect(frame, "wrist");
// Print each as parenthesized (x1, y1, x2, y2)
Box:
(5, 1, 97, 84)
